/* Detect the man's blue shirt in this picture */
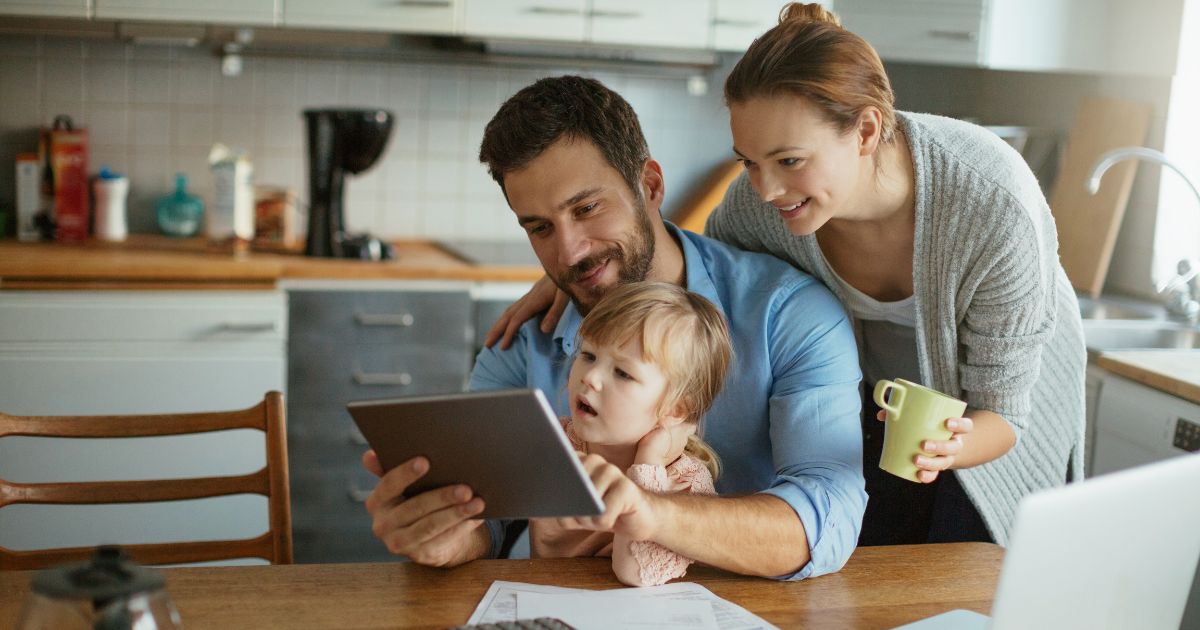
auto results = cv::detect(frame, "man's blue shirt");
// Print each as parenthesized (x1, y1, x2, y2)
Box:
(469, 224, 866, 579)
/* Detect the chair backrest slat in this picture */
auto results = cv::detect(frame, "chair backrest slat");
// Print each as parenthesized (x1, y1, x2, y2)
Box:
(0, 468, 270, 507)
(0, 392, 291, 570)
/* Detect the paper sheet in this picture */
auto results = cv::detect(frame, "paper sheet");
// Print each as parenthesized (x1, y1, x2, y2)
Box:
(517, 592, 718, 630)
(466, 580, 777, 630)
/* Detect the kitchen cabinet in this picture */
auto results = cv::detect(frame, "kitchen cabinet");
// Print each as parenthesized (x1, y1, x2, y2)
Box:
(836, 0, 1183, 76)
(1084, 363, 1106, 476)
(0, 290, 287, 561)
(463, 0, 709, 49)
(286, 282, 474, 563)
(0, 0, 89, 18)
(463, 0, 586, 43)
(93, 0, 279, 26)
(1091, 372, 1200, 476)
(711, 0, 795, 53)
(283, 0, 461, 34)
(588, 0, 710, 50)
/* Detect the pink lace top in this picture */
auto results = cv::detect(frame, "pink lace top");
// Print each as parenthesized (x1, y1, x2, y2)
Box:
(529, 419, 716, 586)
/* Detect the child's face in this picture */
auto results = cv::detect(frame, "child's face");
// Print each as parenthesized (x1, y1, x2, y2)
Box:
(567, 336, 677, 447)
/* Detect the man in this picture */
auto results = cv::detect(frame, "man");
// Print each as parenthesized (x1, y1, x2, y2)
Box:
(363, 75, 865, 579)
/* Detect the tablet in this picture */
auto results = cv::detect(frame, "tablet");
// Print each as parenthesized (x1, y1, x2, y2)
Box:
(347, 388, 605, 520)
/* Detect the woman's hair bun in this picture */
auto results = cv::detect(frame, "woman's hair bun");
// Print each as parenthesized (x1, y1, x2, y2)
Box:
(778, 2, 841, 28)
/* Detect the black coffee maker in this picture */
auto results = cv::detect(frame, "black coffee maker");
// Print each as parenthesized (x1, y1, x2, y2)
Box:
(303, 108, 394, 259)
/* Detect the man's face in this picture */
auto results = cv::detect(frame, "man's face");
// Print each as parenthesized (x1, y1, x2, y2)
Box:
(503, 137, 656, 313)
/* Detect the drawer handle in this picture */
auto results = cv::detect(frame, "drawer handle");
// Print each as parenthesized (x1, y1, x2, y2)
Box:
(927, 29, 977, 42)
(348, 485, 373, 503)
(217, 322, 277, 333)
(353, 370, 413, 386)
(355, 312, 414, 327)
(713, 18, 757, 28)
(527, 5, 585, 16)
(392, 0, 451, 7)
(589, 9, 640, 19)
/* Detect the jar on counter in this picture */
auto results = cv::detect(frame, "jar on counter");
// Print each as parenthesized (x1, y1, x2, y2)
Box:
(155, 173, 204, 237)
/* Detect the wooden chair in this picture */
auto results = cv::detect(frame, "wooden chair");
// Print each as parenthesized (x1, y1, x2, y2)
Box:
(0, 392, 292, 570)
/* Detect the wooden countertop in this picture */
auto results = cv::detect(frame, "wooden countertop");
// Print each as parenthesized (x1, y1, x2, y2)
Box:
(0, 545, 1005, 629)
(1097, 350, 1200, 405)
(0, 236, 543, 289)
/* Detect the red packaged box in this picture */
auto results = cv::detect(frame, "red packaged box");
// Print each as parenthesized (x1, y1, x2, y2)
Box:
(39, 115, 89, 243)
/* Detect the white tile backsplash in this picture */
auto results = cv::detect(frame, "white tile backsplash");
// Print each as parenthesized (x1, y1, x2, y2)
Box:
(1, 34, 734, 242)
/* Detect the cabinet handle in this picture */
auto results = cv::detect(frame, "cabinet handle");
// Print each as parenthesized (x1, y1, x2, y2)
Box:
(527, 6, 585, 16)
(347, 485, 373, 503)
(391, 0, 452, 7)
(927, 29, 977, 42)
(589, 9, 641, 19)
(353, 370, 413, 386)
(355, 312, 414, 327)
(216, 322, 277, 333)
(713, 18, 758, 28)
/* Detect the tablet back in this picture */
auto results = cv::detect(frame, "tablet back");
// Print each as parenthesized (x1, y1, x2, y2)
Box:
(348, 389, 604, 520)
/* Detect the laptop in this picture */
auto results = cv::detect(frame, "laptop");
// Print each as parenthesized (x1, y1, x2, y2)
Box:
(897, 453, 1200, 630)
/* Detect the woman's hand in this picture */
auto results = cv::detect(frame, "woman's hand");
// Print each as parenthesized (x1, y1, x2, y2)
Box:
(634, 423, 697, 467)
(483, 275, 571, 350)
(876, 411, 974, 483)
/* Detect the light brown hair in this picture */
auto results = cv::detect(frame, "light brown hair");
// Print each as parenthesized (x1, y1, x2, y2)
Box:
(724, 2, 896, 144)
(577, 282, 732, 479)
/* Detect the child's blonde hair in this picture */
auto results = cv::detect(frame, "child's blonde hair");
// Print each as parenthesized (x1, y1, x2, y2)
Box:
(577, 281, 733, 479)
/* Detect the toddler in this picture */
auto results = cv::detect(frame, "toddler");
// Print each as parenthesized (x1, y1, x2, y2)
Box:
(530, 281, 732, 586)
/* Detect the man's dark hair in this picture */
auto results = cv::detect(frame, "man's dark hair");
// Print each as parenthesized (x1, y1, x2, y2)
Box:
(478, 75, 650, 199)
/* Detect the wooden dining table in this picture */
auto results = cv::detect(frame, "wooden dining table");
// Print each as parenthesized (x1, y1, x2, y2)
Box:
(0, 542, 1003, 629)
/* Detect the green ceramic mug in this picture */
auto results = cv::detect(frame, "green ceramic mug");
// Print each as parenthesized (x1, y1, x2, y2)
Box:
(872, 378, 967, 483)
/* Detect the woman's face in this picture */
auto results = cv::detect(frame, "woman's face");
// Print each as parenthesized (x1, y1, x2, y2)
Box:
(730, 94, 866, 236)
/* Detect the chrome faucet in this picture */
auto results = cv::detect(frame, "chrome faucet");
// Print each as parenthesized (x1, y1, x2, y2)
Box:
(1087, 146, 1200, 321)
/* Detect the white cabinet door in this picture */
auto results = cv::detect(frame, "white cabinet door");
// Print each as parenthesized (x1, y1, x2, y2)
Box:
(94, 0, 278, 25)
(0, 291, 287, 564)
(711, 0, 792, 52)
(1092, 373, 1198, 476)
(464, 0, 586, 42)
(837, 0, 987, 67)
(588, 0, 710, 49)
(0, 0, 88, 18)
(284, 0, 460, 34)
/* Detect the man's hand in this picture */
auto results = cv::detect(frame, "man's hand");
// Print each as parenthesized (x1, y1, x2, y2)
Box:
(362, 450, 489, 567)
(634, 423, 696, 467)
(557, 453, 660, 541)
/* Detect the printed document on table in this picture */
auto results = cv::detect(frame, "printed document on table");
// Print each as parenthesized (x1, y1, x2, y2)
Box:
(466, 580, 777, 630)
(517, 591, 718, 630)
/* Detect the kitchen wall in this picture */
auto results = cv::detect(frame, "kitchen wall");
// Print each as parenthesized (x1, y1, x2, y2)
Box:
(0, 34, 734, 242)
(0, 33, 1175, 298)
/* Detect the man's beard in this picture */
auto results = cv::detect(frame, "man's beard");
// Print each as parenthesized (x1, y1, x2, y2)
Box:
(554, 198, 656, 314)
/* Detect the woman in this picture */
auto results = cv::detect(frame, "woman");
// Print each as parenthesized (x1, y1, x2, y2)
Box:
(488, 3, 1086, 546)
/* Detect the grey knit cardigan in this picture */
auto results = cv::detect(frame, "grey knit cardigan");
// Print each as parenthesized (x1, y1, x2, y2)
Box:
(705, 111, 1087, 546)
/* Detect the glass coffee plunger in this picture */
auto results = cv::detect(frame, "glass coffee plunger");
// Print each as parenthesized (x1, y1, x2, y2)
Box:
(17, 546, 182, 630)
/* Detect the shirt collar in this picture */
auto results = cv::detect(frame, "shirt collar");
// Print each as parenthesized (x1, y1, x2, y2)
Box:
(552, 221, 720, 355)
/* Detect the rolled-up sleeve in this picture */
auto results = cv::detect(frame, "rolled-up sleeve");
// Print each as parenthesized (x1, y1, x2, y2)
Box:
(758, 283, 866, 580)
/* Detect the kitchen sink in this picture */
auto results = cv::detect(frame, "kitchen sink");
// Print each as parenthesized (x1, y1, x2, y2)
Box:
(1082, 319, 1200, 355)
(1077, 295, 1164, 320)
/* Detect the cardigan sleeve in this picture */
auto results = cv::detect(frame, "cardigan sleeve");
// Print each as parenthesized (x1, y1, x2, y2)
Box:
(955, 195, 1057, 436)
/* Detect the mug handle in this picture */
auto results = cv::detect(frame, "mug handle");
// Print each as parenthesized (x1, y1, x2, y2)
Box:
(873, 380, 906, 417)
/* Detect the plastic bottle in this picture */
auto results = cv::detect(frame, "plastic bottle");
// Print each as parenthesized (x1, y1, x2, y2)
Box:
(155, 173, 204, 238)
(93, 167, 129, 242)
